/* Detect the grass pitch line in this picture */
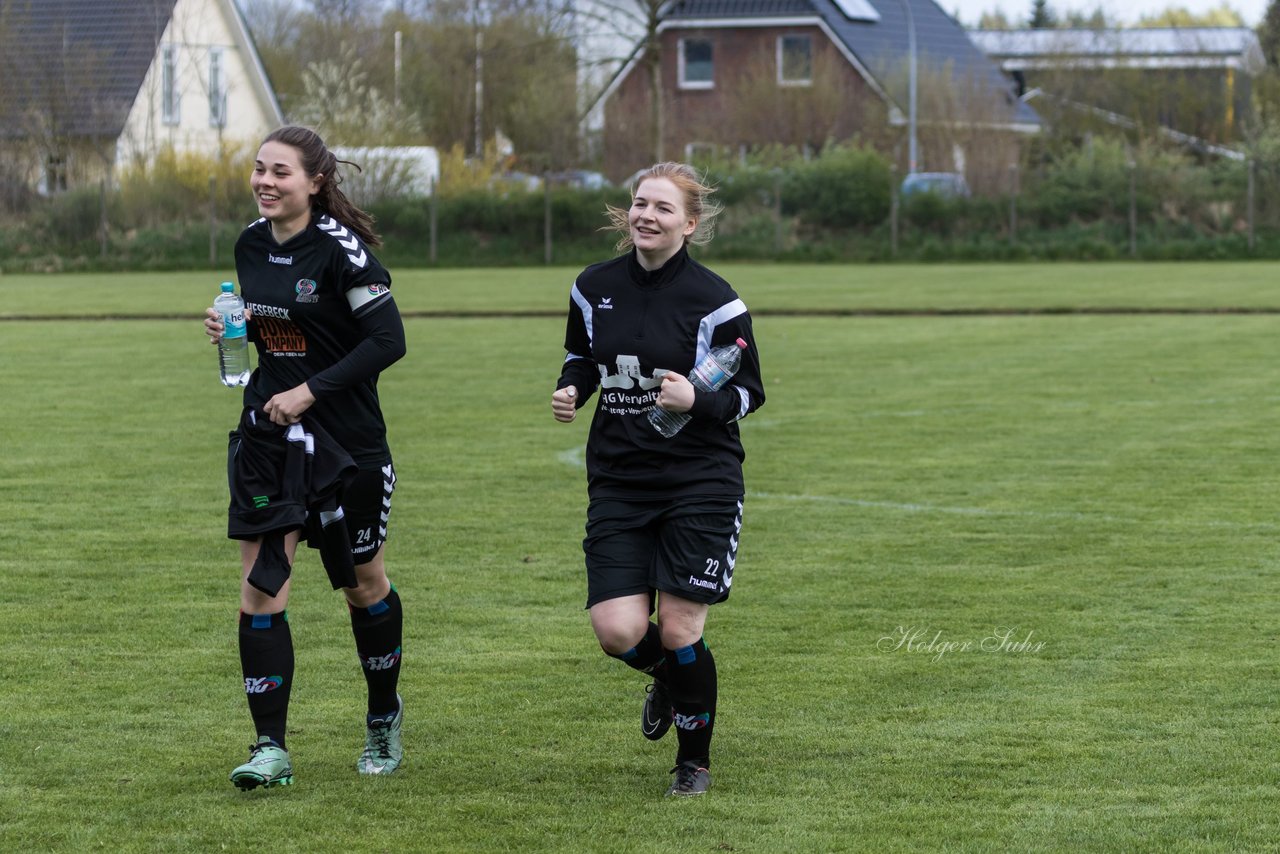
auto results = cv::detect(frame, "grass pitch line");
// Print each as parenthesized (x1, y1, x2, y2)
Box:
(557, 446, 586, 468)
(748, 491, 1280, 532)
(750, 490, 1114, 522)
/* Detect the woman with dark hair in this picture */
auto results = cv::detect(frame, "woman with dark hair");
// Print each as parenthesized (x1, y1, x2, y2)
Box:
(550, 162, 765, 797)
(204, 126, 408, 790)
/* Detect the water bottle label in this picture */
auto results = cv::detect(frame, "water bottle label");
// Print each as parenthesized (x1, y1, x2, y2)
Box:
(223, 308, 246, 339)
(691, 361, 729, 390)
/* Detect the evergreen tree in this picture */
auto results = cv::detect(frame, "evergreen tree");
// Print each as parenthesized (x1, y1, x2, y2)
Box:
(1259, 0, 1280, 68)
(1029, 0, 1055, 29)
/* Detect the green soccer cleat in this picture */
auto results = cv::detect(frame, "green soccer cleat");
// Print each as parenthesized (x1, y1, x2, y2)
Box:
(230, 736, 293, 791)
(358, 694, 404, 775)
(666, 761, 711, 797)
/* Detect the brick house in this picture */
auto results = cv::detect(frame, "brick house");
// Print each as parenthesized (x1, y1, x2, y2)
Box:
(596, 0, 1040, 188)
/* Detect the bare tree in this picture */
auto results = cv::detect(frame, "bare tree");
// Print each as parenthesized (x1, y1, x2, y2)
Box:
(574, 0, 665, 161)
(1137, 4, 1243, 27)
(0, 0, 126, 193)
(240, 0, 303, 44)
(292, 45, 423, 144)
(872, 56, 1023, 191)
(720, 48, 863, 154)
(238, 0, 584, 163)
(308, 0, 370, 23)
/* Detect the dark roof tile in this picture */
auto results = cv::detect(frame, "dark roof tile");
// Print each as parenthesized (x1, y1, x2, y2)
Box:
(0, 0, 178, 140)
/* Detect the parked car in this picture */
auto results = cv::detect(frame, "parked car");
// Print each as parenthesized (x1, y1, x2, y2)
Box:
(900, 172, 971, 198)
(489, 171, 543, 193)
(547, 170, 609, 190)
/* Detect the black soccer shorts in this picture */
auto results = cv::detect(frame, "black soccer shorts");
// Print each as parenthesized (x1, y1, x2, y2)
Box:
(338, 460, 396, 565)
(583, 495, 744, 608)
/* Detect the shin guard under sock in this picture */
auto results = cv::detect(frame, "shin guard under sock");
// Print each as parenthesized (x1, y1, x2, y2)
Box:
(664, 638, 717, 767)
(349, 587, 403, 717)
(238, 610, 294, 749)
(606, 621, 669, 680)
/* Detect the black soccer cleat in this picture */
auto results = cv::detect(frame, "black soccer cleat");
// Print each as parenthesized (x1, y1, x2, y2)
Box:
(666, 761, 711, 797)
(642, 679, 673, 741)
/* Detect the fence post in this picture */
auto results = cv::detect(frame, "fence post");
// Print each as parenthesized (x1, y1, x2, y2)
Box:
(429, 178, 438, 265)
(889, 165, 899, 257)
(1008, 163, 1018, 246)
(209, 175, 217, 268)
(1128, 160, 1137, 259)
(99, 178, 108, 259)
(772, 168, 783, 255)
(544, 173, 552, 265)
(1247, 157, 1256, 253)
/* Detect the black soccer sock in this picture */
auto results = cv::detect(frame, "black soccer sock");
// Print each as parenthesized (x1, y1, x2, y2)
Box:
(238, 610, 294, 750)
(664, 638, 717, 767)
(606, 621, 668, 680)
(349, 586, 403, 717)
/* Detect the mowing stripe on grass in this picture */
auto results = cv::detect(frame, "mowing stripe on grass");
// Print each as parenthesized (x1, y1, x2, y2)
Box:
(4, 306, 1280, 321)
(750, 491, 1280, 532)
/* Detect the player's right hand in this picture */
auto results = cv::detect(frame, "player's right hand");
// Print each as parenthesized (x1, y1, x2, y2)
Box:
(551, 386, 578, 422)
(204, 306, 252, 344)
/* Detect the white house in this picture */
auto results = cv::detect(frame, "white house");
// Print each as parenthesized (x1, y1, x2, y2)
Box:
(0, 0, 284, 195)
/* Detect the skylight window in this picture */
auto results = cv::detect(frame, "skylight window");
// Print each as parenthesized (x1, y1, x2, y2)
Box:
(833, 0, 881, 22)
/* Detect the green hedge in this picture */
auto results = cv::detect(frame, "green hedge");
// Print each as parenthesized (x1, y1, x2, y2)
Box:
(1, 139, 1274, 271)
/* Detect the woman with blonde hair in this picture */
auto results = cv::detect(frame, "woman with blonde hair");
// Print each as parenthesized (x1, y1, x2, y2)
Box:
(551, 162, 765, 796)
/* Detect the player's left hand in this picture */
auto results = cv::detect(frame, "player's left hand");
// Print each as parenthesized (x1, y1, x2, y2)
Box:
(264, 383, 316, 426)
(655, 371, 695, 413)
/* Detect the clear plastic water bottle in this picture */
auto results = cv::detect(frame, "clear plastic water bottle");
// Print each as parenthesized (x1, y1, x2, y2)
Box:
(214, 281, 251, 387)
(648, 337, 748, 438)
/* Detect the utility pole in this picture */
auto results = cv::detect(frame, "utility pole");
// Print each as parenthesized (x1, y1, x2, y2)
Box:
(900, 0, 918, 174)
(474, 33, 484, 156)
(474, 0, 485, 157)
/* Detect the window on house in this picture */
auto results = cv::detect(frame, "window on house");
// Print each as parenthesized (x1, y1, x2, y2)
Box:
(208, 48, 226, 127)
(832, 0, 880, 22)
(778, 35, 812, 86)
(43, 154, 68, 195)
(162, 45, 179, 125)
(679, 39, 714, 89)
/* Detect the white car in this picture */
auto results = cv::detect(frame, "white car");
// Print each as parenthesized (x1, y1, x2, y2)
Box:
(901, 172, 971, 198)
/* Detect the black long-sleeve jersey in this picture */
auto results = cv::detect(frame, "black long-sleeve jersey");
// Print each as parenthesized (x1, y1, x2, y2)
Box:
(234, 211, 406, 466)
(557, 246, 765, 499)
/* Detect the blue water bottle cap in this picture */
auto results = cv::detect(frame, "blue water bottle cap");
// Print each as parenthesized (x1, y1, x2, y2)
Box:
(221, 282, 235, 292)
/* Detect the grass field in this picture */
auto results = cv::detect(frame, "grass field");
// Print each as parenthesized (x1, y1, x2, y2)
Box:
(1, 263, 1277, 851)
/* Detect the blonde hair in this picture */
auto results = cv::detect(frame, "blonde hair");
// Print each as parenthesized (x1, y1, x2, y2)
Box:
(604, 162, 723, 254)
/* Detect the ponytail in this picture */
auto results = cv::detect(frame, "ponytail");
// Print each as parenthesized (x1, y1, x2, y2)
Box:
(261, 126, 382, 247)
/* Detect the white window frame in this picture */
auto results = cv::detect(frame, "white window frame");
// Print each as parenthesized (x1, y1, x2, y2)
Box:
(833, 0, 880, 21)
(42, 153, 68, 195)
(778, 34, 813, 86)
(678, 38, 714, 90)
(208, 48, 227, 128)
(161, 45, 180, 126)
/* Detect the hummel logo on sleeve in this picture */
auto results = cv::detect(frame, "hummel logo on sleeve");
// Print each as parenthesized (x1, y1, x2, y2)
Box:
(317, 216, 369, 269)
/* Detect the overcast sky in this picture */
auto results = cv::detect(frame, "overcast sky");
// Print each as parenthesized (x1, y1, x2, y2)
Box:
(945, 0, 1269, 27)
